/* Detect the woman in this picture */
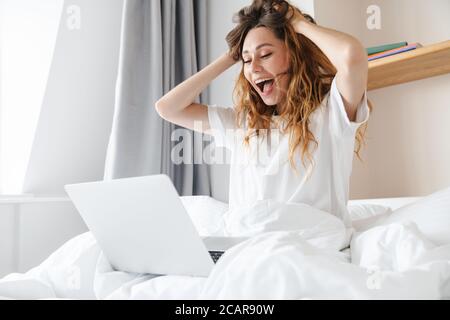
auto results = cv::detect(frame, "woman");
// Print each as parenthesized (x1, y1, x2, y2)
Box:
(155, 0, 370, 242)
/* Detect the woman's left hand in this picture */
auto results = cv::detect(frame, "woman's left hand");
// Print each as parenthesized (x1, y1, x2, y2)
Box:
(287, 5, 309, 31)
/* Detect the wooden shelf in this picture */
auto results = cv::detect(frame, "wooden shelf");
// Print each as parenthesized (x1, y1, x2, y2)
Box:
(368, 40, 450, 91)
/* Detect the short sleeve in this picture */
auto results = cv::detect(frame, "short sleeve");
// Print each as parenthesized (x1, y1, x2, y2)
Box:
(328, 76, 370, 138)
(207, 105, 237, 149)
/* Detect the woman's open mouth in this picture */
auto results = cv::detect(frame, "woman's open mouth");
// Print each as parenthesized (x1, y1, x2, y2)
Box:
(255, 79, 275, 97)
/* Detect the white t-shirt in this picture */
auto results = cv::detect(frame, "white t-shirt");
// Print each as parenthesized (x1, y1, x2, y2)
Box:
(207, 77, 370, 240)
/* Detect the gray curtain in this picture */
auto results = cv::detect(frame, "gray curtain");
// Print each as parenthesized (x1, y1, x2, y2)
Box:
(104, 0, 211, 196)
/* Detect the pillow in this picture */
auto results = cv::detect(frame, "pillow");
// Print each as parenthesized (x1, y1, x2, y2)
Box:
(374, 186, 450, 245)
(347, 203, 392, 221)
(347, 203, 393, 233)
(179, 196, 229, 236)
(180, 195, 229, 214)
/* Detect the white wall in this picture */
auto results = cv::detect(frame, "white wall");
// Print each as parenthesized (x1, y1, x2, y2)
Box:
(315, 0, 450, 199)
(0, 0, 63, 194)
(0, 0, 122, 277)
(0, 204, 15, 277)
(0, 198, 87, 278)
(22, 0, 123, 195)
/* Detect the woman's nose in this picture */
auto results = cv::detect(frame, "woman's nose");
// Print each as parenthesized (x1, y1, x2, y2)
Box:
(249, 59, 263, 73)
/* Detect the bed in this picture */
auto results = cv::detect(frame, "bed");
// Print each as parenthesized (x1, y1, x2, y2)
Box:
(0, 190, 449, 300)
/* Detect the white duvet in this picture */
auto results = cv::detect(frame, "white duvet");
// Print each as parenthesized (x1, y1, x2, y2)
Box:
(1, 196, 449, 300)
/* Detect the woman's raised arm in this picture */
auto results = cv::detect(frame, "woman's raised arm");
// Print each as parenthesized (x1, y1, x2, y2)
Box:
(155, 52, 237, 133)
(290, 7, 368, 122)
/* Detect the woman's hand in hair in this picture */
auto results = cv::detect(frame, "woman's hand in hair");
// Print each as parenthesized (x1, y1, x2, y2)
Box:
(226, 45, 242, 64)
(286, 5, 310, 33)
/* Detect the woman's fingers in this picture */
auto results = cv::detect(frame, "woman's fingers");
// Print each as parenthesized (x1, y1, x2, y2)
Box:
(288, 6, 307, 27)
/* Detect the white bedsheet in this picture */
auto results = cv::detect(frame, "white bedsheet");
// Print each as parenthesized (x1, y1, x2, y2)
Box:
(0, 196, 449, 300)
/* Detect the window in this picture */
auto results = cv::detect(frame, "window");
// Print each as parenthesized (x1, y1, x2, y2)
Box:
(0, 0, 63, 194)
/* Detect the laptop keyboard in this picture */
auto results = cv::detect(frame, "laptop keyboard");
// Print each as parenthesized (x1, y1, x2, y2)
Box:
(208, 251, 224, 263)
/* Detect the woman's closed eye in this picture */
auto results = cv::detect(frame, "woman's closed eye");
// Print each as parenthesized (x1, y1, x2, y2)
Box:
(261, 53, 273, 60)
(243, 53, 273, 64)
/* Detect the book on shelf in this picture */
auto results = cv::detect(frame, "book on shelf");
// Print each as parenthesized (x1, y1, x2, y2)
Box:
(368, 43, 423, 61)
(366, 41, 408, 55)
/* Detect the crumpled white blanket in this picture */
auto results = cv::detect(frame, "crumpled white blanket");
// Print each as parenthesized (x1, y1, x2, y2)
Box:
(0, 198, 449, 300)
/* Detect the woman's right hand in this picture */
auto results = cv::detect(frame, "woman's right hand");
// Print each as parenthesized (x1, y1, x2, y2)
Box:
(224, 51, 240, 68)
(226, 47, 241, 64)
(154, 50, 239, 135)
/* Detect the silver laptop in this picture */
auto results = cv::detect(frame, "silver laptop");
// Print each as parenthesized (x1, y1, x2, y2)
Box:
(64, 174, 247, 277)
